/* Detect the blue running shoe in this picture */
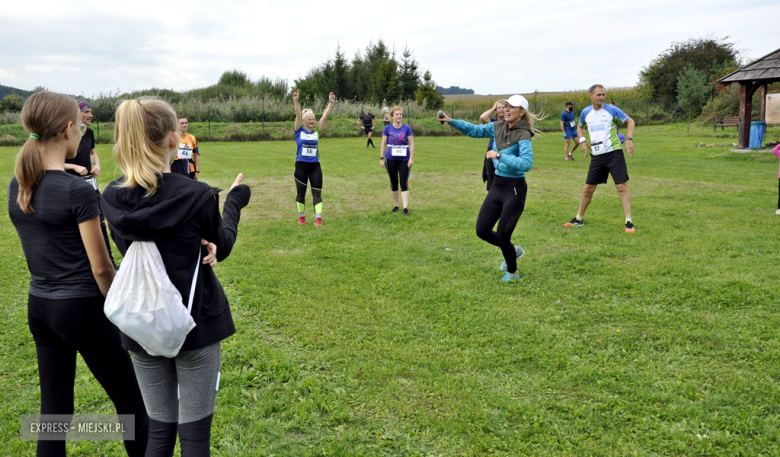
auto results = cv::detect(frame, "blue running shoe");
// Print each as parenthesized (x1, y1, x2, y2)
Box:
(499, 246, 525, 271)
(501, 271, 519, 282)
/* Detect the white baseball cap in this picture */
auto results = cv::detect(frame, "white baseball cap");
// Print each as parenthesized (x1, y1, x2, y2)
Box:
(499, 95, 529, 110)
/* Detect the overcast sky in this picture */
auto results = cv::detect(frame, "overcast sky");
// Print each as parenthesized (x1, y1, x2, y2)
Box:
(1, 0, 776, 97)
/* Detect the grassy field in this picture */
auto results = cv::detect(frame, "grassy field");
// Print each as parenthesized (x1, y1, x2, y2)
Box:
(1, 123, 780, 456)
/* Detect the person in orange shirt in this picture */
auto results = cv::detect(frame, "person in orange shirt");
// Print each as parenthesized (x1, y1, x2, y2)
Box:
(173, 115, 200, 180)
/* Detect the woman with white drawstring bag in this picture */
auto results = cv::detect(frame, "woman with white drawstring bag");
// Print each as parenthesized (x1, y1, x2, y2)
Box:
(102, 98, 250, 457)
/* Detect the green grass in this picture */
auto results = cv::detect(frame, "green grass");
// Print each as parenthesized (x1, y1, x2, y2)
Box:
(1, 123, 780, 456)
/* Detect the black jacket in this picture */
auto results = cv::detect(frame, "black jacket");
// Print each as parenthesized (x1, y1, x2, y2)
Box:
(102, 173, 251, 353)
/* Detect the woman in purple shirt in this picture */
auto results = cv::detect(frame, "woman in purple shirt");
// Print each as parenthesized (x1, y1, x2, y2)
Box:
(379, 106, 415, 215)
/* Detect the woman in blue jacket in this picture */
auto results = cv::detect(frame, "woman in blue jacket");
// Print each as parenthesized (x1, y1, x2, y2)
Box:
(438, 95, 540, 282)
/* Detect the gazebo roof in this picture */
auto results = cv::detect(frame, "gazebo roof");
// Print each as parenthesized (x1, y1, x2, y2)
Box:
(719, 48, 780, 84)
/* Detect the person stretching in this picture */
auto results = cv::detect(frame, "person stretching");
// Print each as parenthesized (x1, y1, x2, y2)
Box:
(380, 106, 415, 215)
(439, 95, 540, 282)
(293, 89, 335, 226)
(479, 100, 507, 194)
(563, 84, 636, 232)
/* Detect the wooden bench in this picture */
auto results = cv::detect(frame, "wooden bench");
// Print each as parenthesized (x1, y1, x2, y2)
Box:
(714, 116, 739, 132)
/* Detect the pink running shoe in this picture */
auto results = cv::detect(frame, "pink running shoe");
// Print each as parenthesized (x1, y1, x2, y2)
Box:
(315, 217, 322, 227)
(298, 216, 305, 225)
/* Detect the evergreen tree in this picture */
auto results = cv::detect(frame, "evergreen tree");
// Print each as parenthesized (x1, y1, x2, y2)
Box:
(415, 71, 444, 110)
(398, 46, 420, 100)
(333, 44, 351, 100)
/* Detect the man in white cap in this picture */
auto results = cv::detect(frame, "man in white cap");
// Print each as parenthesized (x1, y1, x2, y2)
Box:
(564, 84, 636, 232)
(438, 95, 539, 282)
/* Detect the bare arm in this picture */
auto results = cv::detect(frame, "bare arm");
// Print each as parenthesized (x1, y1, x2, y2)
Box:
(560, 120, 565, 133)
(407, 135, 415, 169)
(624, 117, 635, 157)
(380, 135, 388, 168)
(578, 125, 589, 155)
(193, 153, 200, 180)
(318, 92, 336, 131)
(293, 89, 302, 131)
(64, 163, 88, 175)
(480, 102, 498, 124)
(89, 149, 101, 176)
(79, 216, 115, 296)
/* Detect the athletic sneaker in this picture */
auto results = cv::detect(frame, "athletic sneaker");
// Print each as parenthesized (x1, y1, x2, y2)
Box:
(500, 246, 525, 271)
(392, 206, 400, 213)
(625, 221, 635, 233)
(776, 209, 780, 215)
(565, 156, 570, 161)
(298, 216, 305, 225)
(315, 217, 322, 227)
(569, 153, 575, 161)
(403, 208, 410, 216)
(501, 271, 519, 282)
(563, 217, 583, 227)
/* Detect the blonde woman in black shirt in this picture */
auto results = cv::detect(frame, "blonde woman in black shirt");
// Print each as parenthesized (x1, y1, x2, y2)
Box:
(8, 91, 148, 456)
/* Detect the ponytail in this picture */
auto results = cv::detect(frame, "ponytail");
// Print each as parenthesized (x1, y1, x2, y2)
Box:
(521, 110, 545, 139)
(114, 99, 177, 196)
(15, 91, 79, 213)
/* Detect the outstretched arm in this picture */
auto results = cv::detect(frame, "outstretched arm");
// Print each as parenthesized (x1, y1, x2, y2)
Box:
(318, 92, 336, 131)
(448, 119, 496, 139)
(293, 89, 302, 131)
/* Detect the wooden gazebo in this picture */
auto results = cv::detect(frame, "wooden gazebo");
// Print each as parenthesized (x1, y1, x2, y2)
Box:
(718, 48, 780, 148)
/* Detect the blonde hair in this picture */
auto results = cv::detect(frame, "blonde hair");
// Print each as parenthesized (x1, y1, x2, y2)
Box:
(389, 106, 403, 117)
(301, 109, 315, 119)
(15, 91, 79, 213)
(520, 109, 545, 138)
(114, 99, 177, 196)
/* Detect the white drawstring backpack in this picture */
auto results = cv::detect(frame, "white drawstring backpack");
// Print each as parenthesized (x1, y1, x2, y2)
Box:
(104, 241, 198, 358)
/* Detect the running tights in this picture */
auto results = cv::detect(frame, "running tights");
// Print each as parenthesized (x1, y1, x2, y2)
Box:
(475, 176, 527, 273)
(27, 294, 149, 457)
(131, 343, 221, 456)
(386, 159, 410, 192)
(294, 161, 323, 210)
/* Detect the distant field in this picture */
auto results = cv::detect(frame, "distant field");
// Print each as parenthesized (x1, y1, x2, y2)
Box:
(2, 123, 780, 455)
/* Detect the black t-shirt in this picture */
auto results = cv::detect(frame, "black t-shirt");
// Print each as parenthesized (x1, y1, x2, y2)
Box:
(8, 170, 102, 298)
(65, 128, 95, 176)
(359, 113, 375, 127)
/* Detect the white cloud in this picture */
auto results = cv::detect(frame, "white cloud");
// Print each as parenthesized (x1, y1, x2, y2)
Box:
(1, 0, 776, 96)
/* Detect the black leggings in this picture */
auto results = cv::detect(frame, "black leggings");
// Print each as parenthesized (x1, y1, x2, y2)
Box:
(386, 159, 410, 192)
(294, 161, 323, 208)
(27, 294, 148, 457)
(475, 176, 527, 273)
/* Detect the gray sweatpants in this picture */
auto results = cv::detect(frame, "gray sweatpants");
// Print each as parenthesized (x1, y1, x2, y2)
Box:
(131, 342, 221, 424)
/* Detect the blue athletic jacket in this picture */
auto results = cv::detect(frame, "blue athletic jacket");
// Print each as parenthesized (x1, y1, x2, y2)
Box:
(450, 119, 533, 178)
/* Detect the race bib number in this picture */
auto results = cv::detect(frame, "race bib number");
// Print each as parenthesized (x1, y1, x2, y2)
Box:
(391, 146, 408, 157)
(84, 176, 98, 190)
(569, 121, 575, 128)
(591, 143, 604, 154)
(302, 147, 317, 157)
(177, 146, 192, 160)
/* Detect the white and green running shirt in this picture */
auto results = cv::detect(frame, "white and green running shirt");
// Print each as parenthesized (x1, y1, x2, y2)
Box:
(579, 105, 629, 155)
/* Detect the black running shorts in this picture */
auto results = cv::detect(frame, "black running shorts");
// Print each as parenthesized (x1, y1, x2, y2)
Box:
(586, 149, 629, 185)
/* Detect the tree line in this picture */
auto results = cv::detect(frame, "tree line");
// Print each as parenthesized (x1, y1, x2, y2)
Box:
(293, 40, 444, 109)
